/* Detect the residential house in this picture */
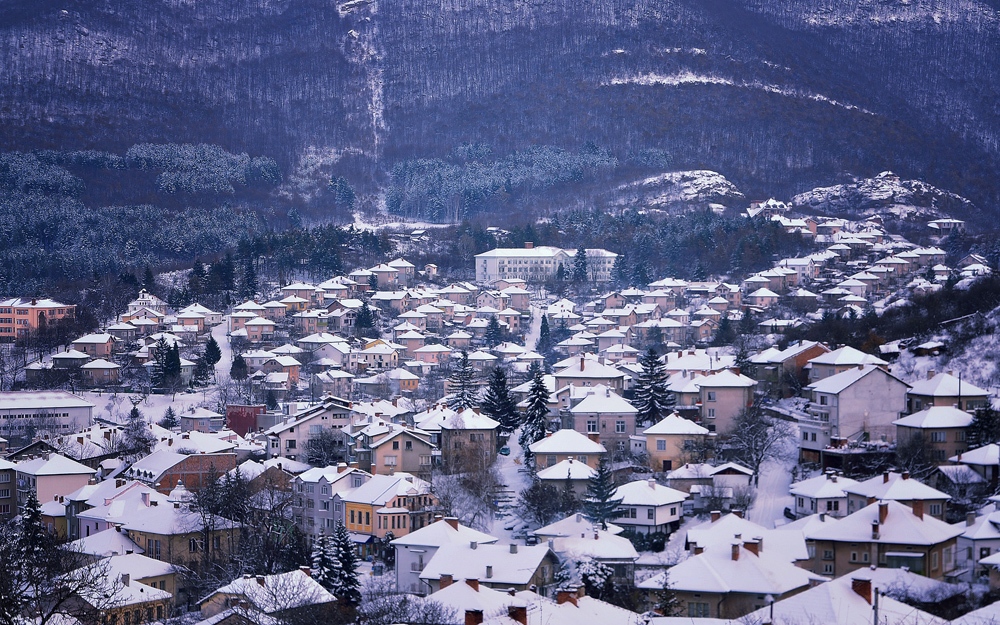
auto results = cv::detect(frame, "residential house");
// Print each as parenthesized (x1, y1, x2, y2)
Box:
(420, 543, 559, 595)
(613, 478, 688, 535)
(568, 386, 637, 452)
(392, 517, 499, 594)
(72, 333, 117, 358)
(552, 357, 627, 392)
(263, 396, 353, 462)
(198, 569, 337, 621)
(439, 408, 500, 471)
(807, 346, 888, 382)
(789, 472, 860, 518)
(291, 464, 371, 541)
(0, 297, 75, 340)
(15, 452, 96, 513)
(894, 406, 973, 465)
(528, 429, 606, 470)
(907, 371, 990, 414)
(698, 369, 757, 434)
(336, 472, 438, 556)
(125, 449, 237, 494)
(643, 413, 712, 472)
(842, 470, 950, 519)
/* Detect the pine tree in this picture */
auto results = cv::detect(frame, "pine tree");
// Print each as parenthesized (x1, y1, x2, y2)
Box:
(158, 406, 179, 430)
(332, 520, 361, 605)
(447, 352, 478, 410)
(968, 407, 1000, 450)
(519, 368, 550, 466)
(535, 315, 552, 355)
(610, 253, 628, 288)
(240, 258, 258, 299)
(204, 335, 222, 367)
(193, 355, 211, 387)
(143, 265, 156, 291)
(311, 531, 342, 593)
(123, 403, 155, 456)
(572, 247, 588, 284)
(484, 316, 503, 348)
(163, 343, 182, 388)
(266, 389, 279, 410)
(712, 316, 736, 346)
(368, 273, 379, 292)
(150, 338, 169, 387)
(582, 455, 622, 530)
(230, 353, 248, 381)
(654, 570, 684, 616)
(481, 367, 519, 436)
(355, 302, 375, 337)
(635, 348, 670, 427)
(560, 470, 579, 515)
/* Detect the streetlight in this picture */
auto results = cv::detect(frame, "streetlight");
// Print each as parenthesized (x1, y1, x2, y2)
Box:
(764, 594, 775, 624)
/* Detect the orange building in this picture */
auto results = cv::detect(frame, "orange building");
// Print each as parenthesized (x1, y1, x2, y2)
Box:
(0, 298, 75, 340)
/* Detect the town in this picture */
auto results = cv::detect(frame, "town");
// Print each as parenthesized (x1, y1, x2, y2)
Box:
(2, 200, 1000, 625)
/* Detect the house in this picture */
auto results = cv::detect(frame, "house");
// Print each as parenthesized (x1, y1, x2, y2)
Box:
(336, 472, 438, 555)
(125, 449, 237, 494)
(391, 517, 499, 594)
(549, 526, 640, 585)
(179, 408, 226, 433)
(894, 406, 973, 465)
(122, 498, 240, 571)
(642, 539, 815, 619)
(67, 564, 172, 625)
(748, 340, 830, 398)
(842, 471, 950, 519)
(418, 543, 559, 594)
(807, 346, 888, 382)
(685, 511, 811, 565)
(789, 472, 859, 518)
(800, 365, 909, 455)
(439, 408, 500, 471)
(613, 478, 688, 535)
(15, 452, 96, 513)
(0, 457, 15, 519)
(364, 426, 436, 479)
(528, 429, 606, 470)
(951, 444, 1000, 490)
(72, 333, 117, 358)
(568, 386, 637, 451)
(803, 500, 961, 579)
(907, 371, 990, 414)
(742, 570, 946, 625)
(80, 359, 122, 387)
(0, 391, 95, 443)
(263, 396, 353, 462)
(535, 458, 596, 495)
(0, 297, 75, 340)
(957, 504, 1000, 578)
(198, 569, 337, 621)
(552, 357, 627, 392)
(310, 369, 355, 399)
(698, 370, 757, 434)
(244, 317, 277, 343)
(290, 464, 370, 542)
(643, 413, 712, 472)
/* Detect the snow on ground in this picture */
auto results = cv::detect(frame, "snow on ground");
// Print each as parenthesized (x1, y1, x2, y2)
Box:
(349, 211, 454, 232)
(748, 425, 800, 527)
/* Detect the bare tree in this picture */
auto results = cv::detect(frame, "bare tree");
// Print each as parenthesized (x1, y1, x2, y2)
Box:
(356, 575, 457, 625)
(722, 399, 796, 486)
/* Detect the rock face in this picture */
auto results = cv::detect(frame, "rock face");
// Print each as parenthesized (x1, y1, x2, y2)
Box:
(612, 171, 745, 212)
(791, 172, 977, 220)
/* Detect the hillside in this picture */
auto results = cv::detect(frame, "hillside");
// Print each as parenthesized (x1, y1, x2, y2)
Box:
(1, 0, 1000, 222)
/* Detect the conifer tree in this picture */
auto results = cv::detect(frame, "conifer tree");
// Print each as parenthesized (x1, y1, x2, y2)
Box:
(193, 355, 211, 387)
(123, 403, 155, 456)
(582, 455, 622, 530)
(519, 368, 550, 466)
(239, 258, 258, 299)
(635, 348, 671, 427)
(535, 315, 552, 355)
(230, 353, 248, 381)
(447, 351, 477, 410)
(572, 247, 588, 284)
(311, 531, 342, 593)
(158, 406, 179, 430)
(332, 520, 362, 605)
(484, 316, 503, 348)
(355, 302, 375, 337)
(481, 367, 519, 437)
(204, 335, 222, 367)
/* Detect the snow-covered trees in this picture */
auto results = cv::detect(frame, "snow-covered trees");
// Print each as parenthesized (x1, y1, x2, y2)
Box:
(518, 368, 550, 466)
(332, 520, 362, 606)
(480, 366, 519, 437)
(582, 455, 622, 531)
(230, 353, 249, 381)
(634, 348, 670, 427)
(484, 316, 503, 347)
(724, 398, 795, 486)
(158, 406, 179, 430)
(447, 352, 478, 410)
(122, 403, 156, 458)
(311, 532, 342, 593)
(204, 335, 222, 368)
(572, 246, 589, 284)
(355, 302, 376, 337)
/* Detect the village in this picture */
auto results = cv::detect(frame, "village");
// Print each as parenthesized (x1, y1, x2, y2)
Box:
(3, 201, 1000, 625)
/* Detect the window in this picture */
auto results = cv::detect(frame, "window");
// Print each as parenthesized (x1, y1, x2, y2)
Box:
(670, 506, 677, 515)
(930, 503, 942, 516)
(863, 552, 869, 563)
(820, 396, 828, 406)
(811, 432, 817, 441)
(823, 550, 833, 560)
(930, 431, 947, 443)
(823, 563, 834, 574)
(706, 392, 716, 402)
(405, 441, 413, 451)
(803, 432, 809, 441)
(981, 547, 992, 560)
(0, 489, 8, 499)
(931, 551, 939, 571)
(384, 455, 397, 466)
(392, 441, 399, 450)
(707, 408, 715, 418)
(615, 420, 626, 434)
(826, 500, 839, 512)
(850, 552, 858, 562)
(286, 439, 296, 450)
(656, 440, 666, 451)
(587, 420, 598, 433)
(647, 508, 655, 520)
(688, 603, 709, 618)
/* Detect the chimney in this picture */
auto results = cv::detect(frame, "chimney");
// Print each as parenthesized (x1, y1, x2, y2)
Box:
(711, 510, 721, 523)
(731, 542, 741, 561)
(871, 521, 880, 540)
(819, 513, 826, 522)
(465, 578, 480, 592)
(587, 432, 600, 443)
(445, 517, 459, 530)
(866, 495, 877, 506)
(901, 471, 910, 480)
(439, 574, 453, 589)
(556, 590, 578, 606)
(525, 242, 534, 250)
(510, 544, 518, 554)
(299, 566, 311, 577)
(580, 357, 585, 371)
(256, 576, 266, 586)
(927, 370, 936, 380)
(648, 478, 656, 489)
(486, 565, 493, 579)
(464, 610, 484, 625)
(116, 478, 124, 488)
(883, 471, 890, 484)
(470, 541, 478, 550)
(508, 605, 528, 625)
(338, 462, 348, 473)
(733, 510, 744, 519)
(77, 436, 84, 445)
(693, 545, 704, 555)
(879, 501, 888, 524)
(141, 492, 150, 507)
(754, 535, 763, 552)
(121, 574, 130, 587)
(968, 512, 978, 527)
(744, 540, 759, 556)
(851, 577, 873, 605)
(912, 499, 924, 520)
(831, 475, 838, 483)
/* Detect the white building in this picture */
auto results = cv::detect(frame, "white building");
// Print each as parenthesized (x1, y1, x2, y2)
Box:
(0, 391, 95, 441)
(475, 245, 617, 284)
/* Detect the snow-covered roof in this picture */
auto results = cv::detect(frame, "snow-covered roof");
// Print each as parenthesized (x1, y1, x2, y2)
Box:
(685, 513, 809, 562)
(391, 518, 499, 548)
(807, 364, 903, 395)
(529, 429, 606, 455)
(697, 369, 756, 388)
(419, 543, 554, 585)
(893, 406, 974, 429)
(614, 479, 688, 507)
(806, 500, 961, 545)
(645, 543, 813, 596)
(16, 452, 95, 476)
(808, 345, 887, 367)
(951, 444, 1000, 466)
(536, 458, 597, 481)
(65, 527, 145, 557)
(552, 529, 638, 562)
(568, 388, 637, 414)
(908, 372, 989, 398)
(0, 390, 95, 411)
(643, 413, 710, 436)
(842, 471, 950, 502)
(203, 569, 335, 613)
(789, 473, 860, 499)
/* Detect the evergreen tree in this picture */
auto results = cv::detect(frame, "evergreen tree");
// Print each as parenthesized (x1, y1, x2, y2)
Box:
(239, 257, 258, 299)
(142, 265, 156, 291)
(481, 367, 519, 437)
(150, 338, 169, 387)
(484, 316, 503, 348)
(158, 406, 179, 430)
(204, 335, 222, 367)
(311, 531, 342, 593)
(193, 355, 211, 387)
(355, 302, 375, 337)
(519, 368, 550, 466)
(265, 389, 279, 410)
(332, 520, 362, 605)
(712, 316, 736, 346)
(968, 407, 1000, 450)
(560, 470, 579, 515)
(230, 353, 248, 381)
(447, 352, 478, 410)
(123, 403, 155, 456)
(654, 570, 684, 616)
(611, 253, 628, 288)
(634, 348, 670, 427)
(554, 263, 568, 295)
(572, 247, 589, 284)
(631, 258, 650, 287)
(368, 273, 379, 292)
(535, 315, 552, 355)
(582, 455, 622, 530)
(163, 343, 182, 388)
